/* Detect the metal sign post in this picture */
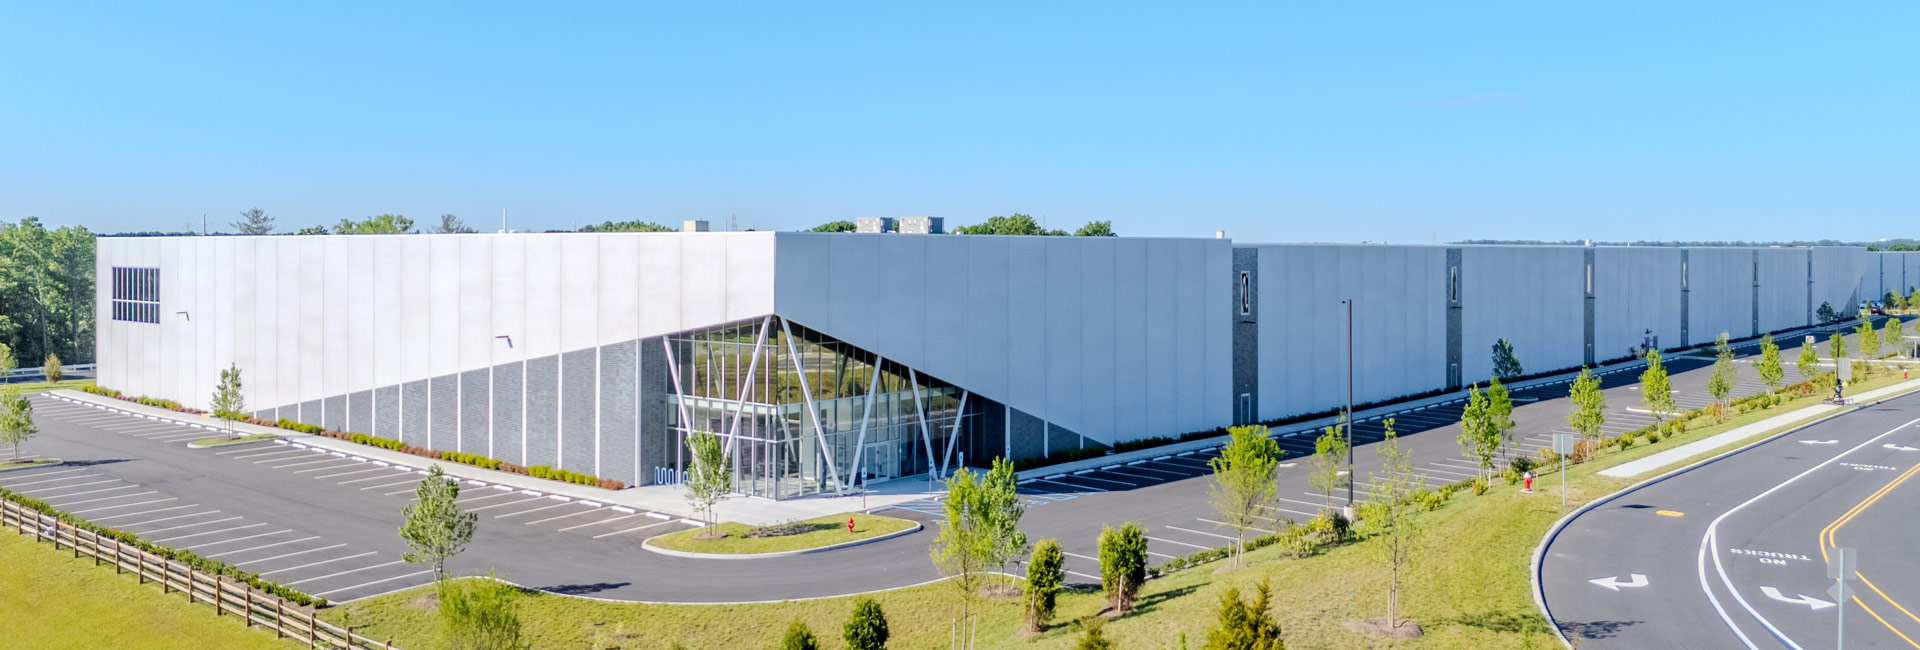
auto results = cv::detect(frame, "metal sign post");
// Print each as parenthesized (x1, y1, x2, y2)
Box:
(1830, 547, 1856, 650)
(1836, 351, 1851, 404)
(1552, 434, 1576, 509)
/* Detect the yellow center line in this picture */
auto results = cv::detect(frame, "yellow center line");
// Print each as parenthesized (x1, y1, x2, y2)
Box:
(1818, 460, 1920, 647)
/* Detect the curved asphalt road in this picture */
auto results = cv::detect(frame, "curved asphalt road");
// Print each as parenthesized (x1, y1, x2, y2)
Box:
(1542, 390, 1920, 649)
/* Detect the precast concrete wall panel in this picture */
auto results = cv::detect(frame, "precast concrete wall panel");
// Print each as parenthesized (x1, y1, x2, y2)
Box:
(964, 238, 1013, 403)
(1461, 247, 1585, 382)
(1252, 245, 1446, 422)
(1684, 248, 1752, 345)
(874, 236, 928, 368)
(458, 237, 494, 396)
(723, 235, 775, 325)
(1142, 241, 1179, 438)
(1757, 249, 1805, 335)
(1593, 248, 1680, 362)
(523, 236, 562, 361)
(397, 237, 432, 386)
(1006, 238, 1048, 431)
(1044, 239, 1083, 436)
(678, 235, 728, 329)
(597, 236, 640, 350)
(371, 238, 402, 418)
(634, 235, 684, 338)
(1111, 239, 1151, 442)
(828, 235, 882, 352)
(1813, 247, 1864, 316)
(1079, 238, 1118, 443)
(322, 238, 351, 403)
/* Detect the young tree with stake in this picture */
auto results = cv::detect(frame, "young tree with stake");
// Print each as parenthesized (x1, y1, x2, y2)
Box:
(1798, 338, 1820, 381)
(682, 430, 731, 538)
(1566, 367, 1607, 444)
(209, 363, 246, 440)
(1486, 376, 1516, 464)
(1858, 310, 1881, 359)
(931, 467, 993, 622)
(1024, 539, 1064, 633)
(1756, 333, 1784, 390)
(1457, 384, 1499, 480)
(0, 386, 35, 462)
(1706, 332, 1735, 408)
(1098, 522, 1148, 615)
(1307, 420, 1349, 511)
(399, 464, 477, 581)
(1208, 425, 1282, 567)
(1492, 338, 1524, 380)
(980, 457, 1029, 588)
(1640, 349, 1675, 424)
(1367, 419, 1424, 632)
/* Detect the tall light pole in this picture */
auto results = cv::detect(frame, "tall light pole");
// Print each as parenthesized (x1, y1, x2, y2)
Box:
(1342, 298, 1355, 509)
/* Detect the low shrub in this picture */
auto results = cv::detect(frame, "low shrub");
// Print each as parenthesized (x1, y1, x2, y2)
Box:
(1417, 490, 1444, 512)
(1436, 483, 1458, 501)
(277, 418, 324, 434)
(1614, 433, 1635, 451)
(1471, 477, 1489, 496)
(1646, 431, 1662, 444)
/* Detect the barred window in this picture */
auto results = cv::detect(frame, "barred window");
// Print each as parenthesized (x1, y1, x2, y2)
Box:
(111, 267, 161, 324)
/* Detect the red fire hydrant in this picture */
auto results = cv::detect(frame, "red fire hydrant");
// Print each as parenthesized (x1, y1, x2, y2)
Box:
(847, 517, 856, 534)
(1523, 472, 1535, 493)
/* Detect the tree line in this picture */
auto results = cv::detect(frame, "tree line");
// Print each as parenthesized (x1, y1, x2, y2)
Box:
(0, 218, 94, 369)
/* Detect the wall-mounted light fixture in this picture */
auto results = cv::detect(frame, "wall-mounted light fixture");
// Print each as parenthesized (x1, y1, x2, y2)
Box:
(495, 335, 513, 348)
(175, 311, 191, 321)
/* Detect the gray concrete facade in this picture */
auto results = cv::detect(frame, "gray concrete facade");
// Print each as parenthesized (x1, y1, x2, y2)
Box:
(97, 233, 1872, 490)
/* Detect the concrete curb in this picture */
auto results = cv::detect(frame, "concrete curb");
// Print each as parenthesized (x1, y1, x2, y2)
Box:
(640, 521, 923, 560)
(0, 459, 63, 474)
(1531, 377, 1920, 648)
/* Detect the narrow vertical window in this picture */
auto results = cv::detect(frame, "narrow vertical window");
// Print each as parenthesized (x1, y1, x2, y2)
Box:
(1239, 272, 1251, 315)
(1449, 267, 1459, 302)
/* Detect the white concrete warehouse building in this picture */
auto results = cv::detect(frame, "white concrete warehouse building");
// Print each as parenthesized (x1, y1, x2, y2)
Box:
(95, 233, 1869, 498)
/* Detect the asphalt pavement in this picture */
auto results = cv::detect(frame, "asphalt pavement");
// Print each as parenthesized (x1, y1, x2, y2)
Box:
(1540, 384, 1920, 648)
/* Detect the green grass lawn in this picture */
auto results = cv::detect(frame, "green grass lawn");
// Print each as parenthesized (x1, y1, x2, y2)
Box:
(0, 458, 62, 472)
(647, 513, 916, 555)
(0, 528, 298, 650)
(5, 377, 95, 393)
(323, 374, 1920, 650)
(189, 433, 282, 448)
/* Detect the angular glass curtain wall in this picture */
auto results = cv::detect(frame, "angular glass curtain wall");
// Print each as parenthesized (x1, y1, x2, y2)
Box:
(665, 316, 983, 500)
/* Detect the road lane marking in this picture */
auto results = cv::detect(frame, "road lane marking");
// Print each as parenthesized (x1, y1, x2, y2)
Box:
(1589, 574, 1648, 591)
(1700, 416, 1920, 650)
(235, 544, 349, 567)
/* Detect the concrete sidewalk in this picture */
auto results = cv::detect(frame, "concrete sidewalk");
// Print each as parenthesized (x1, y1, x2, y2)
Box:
(45, 389, 934, 526)
(1599, 376, 1920, 478)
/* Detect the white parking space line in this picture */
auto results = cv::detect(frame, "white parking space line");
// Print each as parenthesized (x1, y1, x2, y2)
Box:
(131, 429, 198, 438)
(215, 444, 281, 455)
(235, 543, 350, 567)
(292, 461, 365, 474)
(93, 504, 198, 522)
(259, 551, 378, 576)
(523, 507, 602, 526)
(496, 501, 579, 519)
(187, 529, 293, 550)
(1032, 478, 1105, 493)
(339, 472, 414, 486)
(1067, 569, 1103, 581)
(206, 535, 322, 558)
(557, 513, 644, 532)
(590, 519, 679, 539)
(466, 495, 550, 512)
(4, 473, 101, 488)
(48, 490, 160, 508)
(271, 457, 352, 470)
(441, 490, 517, 505)
(1171, 523, 1251, 540)
(314, 569, 436, 598)
(40, 485, 142, 501)
(315, 467, 391, 480)
(104, 424, 183, 434)
(0, 467, 89, 481)
(20, 478, 121, 494)
(151, 432, 220, 442)
(135, 516, 244, 536)
(154, 523, 268, 544)
(233, 449, 308, 460)
(72, 497, 178, 515)
(286, 560, 406, 586)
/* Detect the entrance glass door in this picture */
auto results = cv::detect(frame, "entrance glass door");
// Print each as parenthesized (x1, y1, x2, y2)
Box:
(861, 441, 895, 485)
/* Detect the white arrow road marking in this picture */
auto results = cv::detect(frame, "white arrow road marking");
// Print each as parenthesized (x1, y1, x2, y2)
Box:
(1884, 444, 1919, 452)
(1800, 440, 1839, 445)
(1760, 586, 1835, 610)
(1589, 574, 1649, 591)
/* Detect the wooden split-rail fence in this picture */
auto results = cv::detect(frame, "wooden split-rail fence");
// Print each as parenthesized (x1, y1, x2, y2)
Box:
(1, 498, 402, 649)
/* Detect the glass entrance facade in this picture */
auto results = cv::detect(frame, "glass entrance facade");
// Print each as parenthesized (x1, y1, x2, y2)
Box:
(665, 317, 980, 499)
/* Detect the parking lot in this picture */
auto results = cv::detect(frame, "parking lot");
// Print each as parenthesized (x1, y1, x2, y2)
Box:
(20, 395, 700, 602)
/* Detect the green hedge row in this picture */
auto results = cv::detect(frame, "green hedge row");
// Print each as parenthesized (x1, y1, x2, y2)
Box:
(0, 486, 325, 608)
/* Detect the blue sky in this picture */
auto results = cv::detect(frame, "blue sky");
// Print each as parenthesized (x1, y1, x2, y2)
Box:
(3, 2, 1914, 242)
